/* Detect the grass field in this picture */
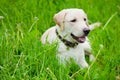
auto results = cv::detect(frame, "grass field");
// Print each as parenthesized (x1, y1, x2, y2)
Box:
(0, 0, 120, 80)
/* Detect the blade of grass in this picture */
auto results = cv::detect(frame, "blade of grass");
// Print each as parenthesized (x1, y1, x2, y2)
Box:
(102, 12, 117, 30)
(46, 67, 57, 80)
(28, 17, 39, 32)
(12, 52, 24, 78)
(84, 44, 103, 80)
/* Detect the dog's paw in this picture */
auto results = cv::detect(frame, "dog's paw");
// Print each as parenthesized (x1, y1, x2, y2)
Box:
(90, 54, 95, 62)
(80, 62, 89, 69)
(0, 16, 4, 20)
(95, 22, 101, 27)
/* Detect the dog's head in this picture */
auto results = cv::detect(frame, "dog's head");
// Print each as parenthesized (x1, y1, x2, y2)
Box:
(54, 8, 90, 43)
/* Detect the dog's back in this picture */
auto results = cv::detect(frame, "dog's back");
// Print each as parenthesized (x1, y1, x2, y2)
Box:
(41, 26, 57, 44)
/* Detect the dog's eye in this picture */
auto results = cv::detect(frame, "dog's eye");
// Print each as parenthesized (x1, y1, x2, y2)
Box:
(70, 19, 76, 22)
(84, 18, 86, 21)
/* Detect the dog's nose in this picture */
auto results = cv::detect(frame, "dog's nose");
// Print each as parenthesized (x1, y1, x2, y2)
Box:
(83, 28, 90, 36)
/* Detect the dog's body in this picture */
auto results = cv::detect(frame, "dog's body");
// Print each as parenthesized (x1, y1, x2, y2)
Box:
(41, 8, 100, 68)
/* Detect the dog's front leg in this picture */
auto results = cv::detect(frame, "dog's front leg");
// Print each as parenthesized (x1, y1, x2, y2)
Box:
(89, 22, 101, 30)
(83, 41, 95, 62)
(76, 50, 89, 68)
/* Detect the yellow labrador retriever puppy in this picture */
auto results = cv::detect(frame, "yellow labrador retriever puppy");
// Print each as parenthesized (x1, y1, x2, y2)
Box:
(41, 8, 100, 68)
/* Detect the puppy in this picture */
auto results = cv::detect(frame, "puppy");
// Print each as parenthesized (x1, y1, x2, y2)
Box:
(41, 8, 100, 68)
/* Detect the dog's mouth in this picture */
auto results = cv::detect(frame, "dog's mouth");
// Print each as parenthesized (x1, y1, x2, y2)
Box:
(71, 33, 86, 43)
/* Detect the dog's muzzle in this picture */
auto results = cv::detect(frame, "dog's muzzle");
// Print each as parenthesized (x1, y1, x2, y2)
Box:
(71, 28, 90, 43)
(83, 28, 90, 36)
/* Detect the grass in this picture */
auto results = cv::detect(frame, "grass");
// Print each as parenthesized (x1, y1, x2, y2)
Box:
(0, 0, 120, 80)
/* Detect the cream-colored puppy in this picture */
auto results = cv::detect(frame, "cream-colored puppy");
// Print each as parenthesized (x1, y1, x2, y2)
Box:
(41, 8, 100, 68)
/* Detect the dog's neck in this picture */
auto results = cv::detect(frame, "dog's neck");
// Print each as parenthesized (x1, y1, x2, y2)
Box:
(56, 25, 73, 40)
(56, 28, 78, 48)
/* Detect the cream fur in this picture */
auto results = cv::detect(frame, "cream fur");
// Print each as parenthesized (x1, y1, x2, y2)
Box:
(41, 8, 100, 68)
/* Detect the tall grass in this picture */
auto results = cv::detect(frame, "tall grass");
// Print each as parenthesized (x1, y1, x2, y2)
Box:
(0, 0, 120, 80)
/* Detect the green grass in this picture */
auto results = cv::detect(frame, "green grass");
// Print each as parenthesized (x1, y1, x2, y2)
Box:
(0, 0, 120, 80)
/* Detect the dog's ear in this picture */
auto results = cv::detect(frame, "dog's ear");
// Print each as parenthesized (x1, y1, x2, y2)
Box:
(53, 10, 67, 31)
